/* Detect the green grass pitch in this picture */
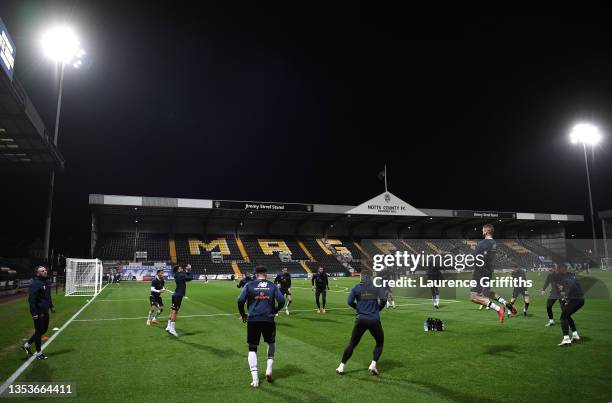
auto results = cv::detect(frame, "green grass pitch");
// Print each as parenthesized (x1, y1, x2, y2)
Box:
(1, 271, 612, 402)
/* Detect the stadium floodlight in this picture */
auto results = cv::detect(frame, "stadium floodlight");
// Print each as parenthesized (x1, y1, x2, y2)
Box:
(41, 26, 83, 63)
(570, 123, 602, 146)
(569, 122, 602, 258)
(41, 25, 85, 262)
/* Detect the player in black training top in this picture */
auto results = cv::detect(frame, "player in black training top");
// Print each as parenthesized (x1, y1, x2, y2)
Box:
(147, 269, 166, 326)
(336, 270, 387, 376)
(541, 264, 563, 327)
(23, 266, 54, 360)
(165, 264, 193, 337)
(470, 224, 517, 325)
(509, 268, 530, 317)
(428, 265, 443, 309)
(274, 267, 292, 315)
(312, 267, 329, 313)
(238, 273, 254, 288)
(554, 265, 585, 347)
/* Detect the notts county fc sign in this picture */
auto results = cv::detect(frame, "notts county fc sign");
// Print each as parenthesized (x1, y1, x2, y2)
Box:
(345, 192, 427, 216)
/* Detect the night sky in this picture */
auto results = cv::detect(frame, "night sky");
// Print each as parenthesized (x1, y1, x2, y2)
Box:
(1, 2, 611, 256)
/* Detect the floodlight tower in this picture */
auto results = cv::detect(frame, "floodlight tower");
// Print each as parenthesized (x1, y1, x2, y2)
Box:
(570, 122, 602, 258)
(41, 26, 85, 261)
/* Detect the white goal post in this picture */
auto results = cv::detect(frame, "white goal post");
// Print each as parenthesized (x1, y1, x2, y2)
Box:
(65, 258, 104, 296)
(601, 258, 612, 270)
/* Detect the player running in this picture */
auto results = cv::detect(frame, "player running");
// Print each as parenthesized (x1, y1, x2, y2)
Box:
(469, 224, 517, 324)
(555, 265, 585, 347)
(237, 265, 285, 387)
(147, 269, 166, 326)
(509, 267, 530, 317)
(312, 267, 329, 313)
(336, 270, 387, 376)
(380, 268, 396, 309)
(274, 267, 292, 315)
(165, 264, 193, 337)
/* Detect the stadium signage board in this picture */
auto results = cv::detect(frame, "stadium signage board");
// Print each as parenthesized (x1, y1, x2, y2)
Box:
(0, 18, 15, 81)
(345, 192, 427, 216)
(452, 210, 516, 219)
(213, 200, 313, 212)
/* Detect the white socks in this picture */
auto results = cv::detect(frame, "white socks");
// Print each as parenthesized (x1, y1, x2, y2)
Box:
(248, 351, 258, 383)
(488, 302, 501, 312)
(369, 360, 377, 369)
(337, 362, 345, 372)
(497, 297, 507, 305)
(392, 300, 396, 308)
(266, 358, 274, 375)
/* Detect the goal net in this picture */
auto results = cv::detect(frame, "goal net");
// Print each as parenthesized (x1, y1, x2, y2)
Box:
(65, 258, 104, 296)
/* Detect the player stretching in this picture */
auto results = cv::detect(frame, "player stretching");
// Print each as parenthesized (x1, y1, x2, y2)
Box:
(555, 265, 585, 347)
(336, 271, 386, 376)
(509, 267, 529, 317)
(274, 268, 292, 315)
(147, 269, 166, 326)
(469, 224, 517, 324)
(237, 266, 285, 387)
(312, 267, 329, 313)
(542, 265, 562, 326)
(165, 264, 193, 337)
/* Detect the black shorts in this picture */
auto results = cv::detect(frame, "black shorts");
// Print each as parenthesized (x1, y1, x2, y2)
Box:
(512, 287, 529, 298)
(171, 295, 183, 311)
(247, 321, 276, 346)
(280, 288, 291, 296)
(150, 294, 163, 307)
(471, 270, 492, 294)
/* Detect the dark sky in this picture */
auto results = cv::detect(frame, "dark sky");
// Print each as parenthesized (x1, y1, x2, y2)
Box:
(1, 2, 611, 256)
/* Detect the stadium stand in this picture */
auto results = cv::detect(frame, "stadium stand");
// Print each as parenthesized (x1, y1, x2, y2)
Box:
(239, 237, 309, 274)
(94, 232, 135, 261)
(174, 235, 242, 275)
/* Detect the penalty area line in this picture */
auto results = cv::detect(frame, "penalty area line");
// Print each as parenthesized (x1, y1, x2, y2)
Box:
(0, 284, 109, 395)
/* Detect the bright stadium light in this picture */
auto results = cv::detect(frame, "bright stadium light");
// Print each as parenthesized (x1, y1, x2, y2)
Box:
(569, 122, 602, 258)
(570, 123, 602, 145)
(40, 25, 85, 262)
(41, 26, 82, 63)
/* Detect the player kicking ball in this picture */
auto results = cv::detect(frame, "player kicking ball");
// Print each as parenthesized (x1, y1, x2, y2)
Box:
(147, 269, 166, 325)
(237, 265, 285, 387)
(274, 267, 292, 315)
(165, 264, 193, 337)
(469, 224, 517, 324)
(336, 270, 386, 376)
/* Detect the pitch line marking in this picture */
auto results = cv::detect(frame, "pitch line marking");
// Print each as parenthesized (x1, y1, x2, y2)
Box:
(71, 302, 449, 322)
(0, 284, 109, 395)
